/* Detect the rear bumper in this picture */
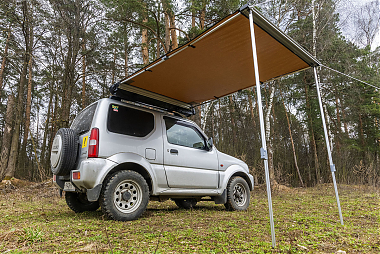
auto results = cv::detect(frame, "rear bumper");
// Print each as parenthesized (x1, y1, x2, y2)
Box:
(52, 158, 117, 191)
(71, 158, 117, 190)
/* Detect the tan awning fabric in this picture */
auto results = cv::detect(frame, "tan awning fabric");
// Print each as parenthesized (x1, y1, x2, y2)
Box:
(118, 8, 319, 105)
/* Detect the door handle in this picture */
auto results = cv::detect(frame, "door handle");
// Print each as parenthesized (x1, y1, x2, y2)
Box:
(170, 149, 178, 154)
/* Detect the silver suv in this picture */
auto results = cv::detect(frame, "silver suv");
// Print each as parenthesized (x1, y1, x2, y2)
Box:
(51, 97, 254, 221)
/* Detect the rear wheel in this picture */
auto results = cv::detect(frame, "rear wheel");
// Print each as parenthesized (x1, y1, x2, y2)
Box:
(65, 192, 99, 213)
(100, 170, 149, 221)
(173, 198, 197, 209)
(224, 176, 250, 211)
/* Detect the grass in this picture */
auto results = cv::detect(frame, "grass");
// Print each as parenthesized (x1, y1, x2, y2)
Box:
(18, 227, 44, 245)
(0, 181, 378, 253)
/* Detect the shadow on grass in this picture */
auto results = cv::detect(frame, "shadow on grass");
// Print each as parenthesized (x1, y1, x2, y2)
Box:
(60, 203, 229, 221)
(147, 205, 225, 212)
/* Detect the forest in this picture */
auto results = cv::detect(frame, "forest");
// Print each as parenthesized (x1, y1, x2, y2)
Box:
(0, 0, 379, 188)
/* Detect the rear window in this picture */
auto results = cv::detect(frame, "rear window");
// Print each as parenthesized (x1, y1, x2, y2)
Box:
(71, 103, 97, 134)
(107, 104, 154, 137)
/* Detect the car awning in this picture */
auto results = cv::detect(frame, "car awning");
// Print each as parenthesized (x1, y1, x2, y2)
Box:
(110, 5, 320, 114)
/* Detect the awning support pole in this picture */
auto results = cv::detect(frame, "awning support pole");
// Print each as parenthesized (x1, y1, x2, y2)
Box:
(249, 8, 276, 247)
(313, 67, 344, 225)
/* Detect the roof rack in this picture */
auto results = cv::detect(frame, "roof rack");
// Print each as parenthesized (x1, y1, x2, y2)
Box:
(109, 82, 195, 117)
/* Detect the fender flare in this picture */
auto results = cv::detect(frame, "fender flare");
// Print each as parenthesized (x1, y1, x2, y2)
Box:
(220, 165, 254, 191)
(96, 152, 158, 194)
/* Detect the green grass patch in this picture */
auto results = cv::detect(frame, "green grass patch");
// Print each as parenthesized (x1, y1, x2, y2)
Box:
(0, 183, 378, 253)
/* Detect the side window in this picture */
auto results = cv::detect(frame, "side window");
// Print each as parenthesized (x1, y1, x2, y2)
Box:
(164, 117, 205, 149)
(107, 104, 154, 137)
(71, 102, 97, 134)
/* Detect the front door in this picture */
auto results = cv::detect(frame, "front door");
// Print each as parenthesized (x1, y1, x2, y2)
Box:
(162, 116, 219, 189)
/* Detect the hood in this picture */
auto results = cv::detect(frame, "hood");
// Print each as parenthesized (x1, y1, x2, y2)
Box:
(216, 150, 249, 173)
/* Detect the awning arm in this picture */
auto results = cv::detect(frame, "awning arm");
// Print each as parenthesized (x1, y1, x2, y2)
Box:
(314, 67, 344, 225)
(249, 8, 277, 248)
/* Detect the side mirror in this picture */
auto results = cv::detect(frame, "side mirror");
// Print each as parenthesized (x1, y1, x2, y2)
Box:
(206, 137, 213, 151)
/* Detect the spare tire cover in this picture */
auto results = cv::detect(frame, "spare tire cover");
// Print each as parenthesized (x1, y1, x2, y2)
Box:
(51, 128, 78, 176)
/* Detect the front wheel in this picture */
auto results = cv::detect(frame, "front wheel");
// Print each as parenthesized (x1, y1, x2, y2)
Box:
(65, 192, 99, 213)
(224, 176, 250, 211)
(100, 170, 149, 221)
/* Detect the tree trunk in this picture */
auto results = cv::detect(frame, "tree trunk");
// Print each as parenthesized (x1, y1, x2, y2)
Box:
(0, 95, 15, 180)
(5, 1, 30, 180)
(141, 12, 149, 65)
(41, 82, 53, 169)
(191, 2, 196, 28)
(340, 98, 349, 134)
(0, 28, 11, 96)
(335, 90, 341, 154)
(62, 64, 70, 125)
(5, 58, 28, 180)
(322, 99, 333, 156)
(359, 114, 365, 148)
(200, 6, 206, 30)
(60, 0, 82, 126)
(247, 88, 256, 128)
(202, 101, 214, 130)
(161, 0, 178, 51)
(169, 14, 178, 49)
(305, 85, 320, 183)
(228, 95, 237, 150)
(265, 85, 277, 184)
(163, 11, 170, 51)
(198, 105, 202, 126)
(48, 92, 59, 166)
(22, 25, 34, 160)
(111, 48, 116, 84)
(124, 41, 128, 77)
(282, 99, 304, 187)
(82, 43, 86, 109)
(312, 0, 318, 57)
(217, 100, 222, 147)
(211, 107, 215, 138)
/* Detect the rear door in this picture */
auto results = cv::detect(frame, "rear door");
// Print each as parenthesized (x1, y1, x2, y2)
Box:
(163, 116, 218, 189)
(71, 102, 98, 166)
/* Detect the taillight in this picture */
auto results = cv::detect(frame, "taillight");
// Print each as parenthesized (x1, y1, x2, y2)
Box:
(88, 127, 99, 158)
(72, 171, 81, 180)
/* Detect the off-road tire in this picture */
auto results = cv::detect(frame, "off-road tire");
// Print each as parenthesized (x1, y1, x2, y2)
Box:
(65, 192, 99, 213)
(50, 128, 78, 176)
(100, 170, 149, 221)
(173, 198, 197, 209)
(224, 176, 250, 211)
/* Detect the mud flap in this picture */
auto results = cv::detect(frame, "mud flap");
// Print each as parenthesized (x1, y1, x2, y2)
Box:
(214, 189, 227, 204)
(86, 184, 102, 202)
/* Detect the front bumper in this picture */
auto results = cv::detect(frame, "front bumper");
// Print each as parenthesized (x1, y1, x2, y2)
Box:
(248, 173, 254, 190)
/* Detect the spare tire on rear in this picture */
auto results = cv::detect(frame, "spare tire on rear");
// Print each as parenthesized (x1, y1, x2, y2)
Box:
(50, 128, 78, 176)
